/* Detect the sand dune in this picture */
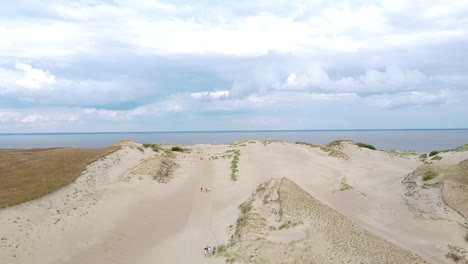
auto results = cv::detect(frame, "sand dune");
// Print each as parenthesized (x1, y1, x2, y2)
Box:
(1, 140, 467, 263)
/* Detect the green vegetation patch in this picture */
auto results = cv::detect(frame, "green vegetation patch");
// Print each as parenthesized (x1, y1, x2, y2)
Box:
(429, 150, 440, 157)
(278, 220, 303, 230)
(171, 146, 185, 152)
(295, 141, 321, 148)
(419, 153, 433, 164)
(295, 141, 350, 160)
(356, 142, 377, 150)
(385, 150, 419, 158)
(442, 144, 468, 153)
(340, 176, 354, 191)
(143, 143, 163, 152)
(431, 155, 442, 161)
(230, 149, 241, 181)
(260, 139, 286, 146)
(422, 171, 438, 181)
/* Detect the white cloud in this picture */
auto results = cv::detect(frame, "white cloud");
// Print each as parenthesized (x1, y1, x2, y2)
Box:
(0, 21, 92, 59)
(14, 63, 56, 90)
(0, 0, 467, 131)
(366, 89, 465, 109)
(191, 90, 230, 99)
(0, 111, 20, 122)
(66, 114, 80, 122)
(244, 64, 429, 94)
(0, 63, 149, 106)
(21, 113, 48, 124)
(0, 63, 56, 93)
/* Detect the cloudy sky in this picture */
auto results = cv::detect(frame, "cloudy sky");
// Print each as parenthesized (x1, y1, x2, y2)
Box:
(1, 0, 467, 132)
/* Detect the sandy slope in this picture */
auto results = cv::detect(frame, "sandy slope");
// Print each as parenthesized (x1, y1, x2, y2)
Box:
(0, 140, 467, 263)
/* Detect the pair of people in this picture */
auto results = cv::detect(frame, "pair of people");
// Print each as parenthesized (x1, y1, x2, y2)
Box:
(203, 246, 213, 256)
(200, 187, 211, 192)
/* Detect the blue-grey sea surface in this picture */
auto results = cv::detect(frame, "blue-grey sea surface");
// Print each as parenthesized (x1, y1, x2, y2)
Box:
(0, 130, 467, 152)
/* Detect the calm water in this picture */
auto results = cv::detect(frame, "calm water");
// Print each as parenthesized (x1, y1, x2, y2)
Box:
(0, 130, 467, 152)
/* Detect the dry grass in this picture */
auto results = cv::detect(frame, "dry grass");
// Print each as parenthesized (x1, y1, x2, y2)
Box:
(0, 146, 120, 208)
(340, 176, 354, 191)
(296, 141, 350, 160)
(153, 158, 179, 183)
(409, 159, 468, 219)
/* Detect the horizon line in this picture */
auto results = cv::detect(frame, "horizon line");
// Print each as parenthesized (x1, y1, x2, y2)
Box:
(1, 128, 468, 135)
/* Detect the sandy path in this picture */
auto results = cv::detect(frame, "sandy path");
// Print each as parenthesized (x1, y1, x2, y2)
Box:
(137, 157, 223, 264)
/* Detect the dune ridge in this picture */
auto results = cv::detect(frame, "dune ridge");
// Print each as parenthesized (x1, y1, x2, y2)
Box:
(218, 177, 427, 263)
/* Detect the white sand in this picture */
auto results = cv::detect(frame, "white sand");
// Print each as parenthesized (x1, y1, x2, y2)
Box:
(0, 141, 467, 263)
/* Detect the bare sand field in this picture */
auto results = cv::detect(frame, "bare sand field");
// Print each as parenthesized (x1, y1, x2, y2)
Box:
(0, 140, 467, 263)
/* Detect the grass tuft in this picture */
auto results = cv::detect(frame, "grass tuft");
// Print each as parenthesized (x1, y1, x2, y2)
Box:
(442, 144, 468, 153)
(429, 150, 440, 157)
(295, 141, 350, 160)
(171, 146, 185, 152)
(143, 143, 163, 152)
(356, 142, 377, 150)
(340, 176, 353, 191)
(422, 171, 438, 181)
(230, 150, 241, 181)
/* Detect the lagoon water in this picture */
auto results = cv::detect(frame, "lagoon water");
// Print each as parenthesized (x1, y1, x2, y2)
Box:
(0, 130, 467, 152)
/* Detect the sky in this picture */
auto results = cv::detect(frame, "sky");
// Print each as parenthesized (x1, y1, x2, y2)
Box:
(0, 0, 467, 132)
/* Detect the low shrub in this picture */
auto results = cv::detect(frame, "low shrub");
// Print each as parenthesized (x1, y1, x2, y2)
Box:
(429, 150, 439, 157)
(356, 142, 377, 150)
(171, 146, 184, 152)
(422, 171, 438, 181)
(431, 155, 442, 161)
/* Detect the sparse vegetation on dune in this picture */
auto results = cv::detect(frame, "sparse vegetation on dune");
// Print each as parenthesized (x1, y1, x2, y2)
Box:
(260, 139, 286, 146)
(153, 158, 179, 183)
(230, 149, 241, 181)
(385, 150, 419, 158)
(442, 144, 468, 153)
(422, 171, 438, 181)
(0, 146, 120, 208)
(445, 245, 468, 263)
(295, 141, 321, 148)
(143, 143, 163, 152)
(128, 154, 179, 183)
(406, 159, 468, 220)
(340, 177, 354, 191)
(216, 178, 426, 263)
(171, 146, 184, 152)
(295, 141, 350, 160)
(419, 153, 433, 164)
